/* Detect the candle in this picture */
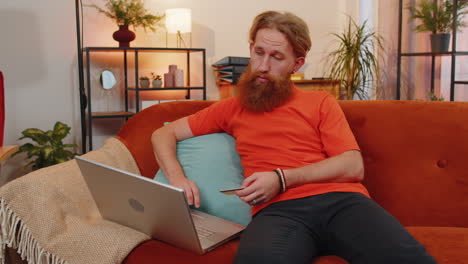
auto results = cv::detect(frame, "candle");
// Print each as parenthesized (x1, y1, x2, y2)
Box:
(174, 69, 184, 87)
(164, 73, 174, 88)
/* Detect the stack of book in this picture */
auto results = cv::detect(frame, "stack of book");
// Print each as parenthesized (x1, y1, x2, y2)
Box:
(212, 56, 250, 85)
(212, 56, 249, 99)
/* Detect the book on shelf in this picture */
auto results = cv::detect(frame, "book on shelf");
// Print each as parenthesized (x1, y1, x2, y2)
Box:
(212, 56, 250, 67)
(214, 65, 247, 75)
(214, 71, 242, 78)
(216, 78, 236, 85)
(218, 75, 241, 84)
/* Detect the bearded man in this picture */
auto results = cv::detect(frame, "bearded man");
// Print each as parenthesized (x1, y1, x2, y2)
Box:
(151, 11, 437, 264)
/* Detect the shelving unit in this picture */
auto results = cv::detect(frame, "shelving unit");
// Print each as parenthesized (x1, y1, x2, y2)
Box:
(81, 47, 206, 152)
(396, 0, 468, 101)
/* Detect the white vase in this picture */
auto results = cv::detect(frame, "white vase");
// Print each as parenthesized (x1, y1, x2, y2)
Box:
(152, 79, 162, 88)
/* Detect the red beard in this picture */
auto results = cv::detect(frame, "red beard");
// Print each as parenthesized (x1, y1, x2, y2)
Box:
(237, 66, 294, 112)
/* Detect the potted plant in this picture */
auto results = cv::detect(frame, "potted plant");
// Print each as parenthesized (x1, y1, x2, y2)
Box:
(12, 122, 77, 171)
(87, 0, 164, 47)
(407, 0, 468, 52)
(151, 72, 162, 88)
(429, 91, 445, 101)
(324, 17, 384, 100)
(139, 76, 150, 88)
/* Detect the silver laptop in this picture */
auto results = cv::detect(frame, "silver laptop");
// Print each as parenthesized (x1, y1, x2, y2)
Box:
(75, 156, 245, 255)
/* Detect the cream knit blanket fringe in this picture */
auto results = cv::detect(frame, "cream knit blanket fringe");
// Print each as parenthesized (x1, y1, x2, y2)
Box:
(0, 198, 66, 264)
(0, 138, 150, 264)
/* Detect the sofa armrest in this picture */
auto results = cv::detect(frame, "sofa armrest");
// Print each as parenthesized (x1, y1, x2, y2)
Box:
(0, 145, 18, 162)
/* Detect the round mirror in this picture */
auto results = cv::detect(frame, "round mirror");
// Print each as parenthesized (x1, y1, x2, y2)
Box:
(100, 70, 117, 90)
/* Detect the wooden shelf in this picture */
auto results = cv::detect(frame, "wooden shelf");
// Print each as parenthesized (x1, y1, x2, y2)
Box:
(128, 87, 205, 91)
(83, 47, 205, 53)
(293, 79, 341, 99)
(91, 111, 134, 118)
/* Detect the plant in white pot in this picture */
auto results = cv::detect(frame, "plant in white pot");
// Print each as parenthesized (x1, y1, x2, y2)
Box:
(407, 0, 468, 52)
(151, 72, 162, 88)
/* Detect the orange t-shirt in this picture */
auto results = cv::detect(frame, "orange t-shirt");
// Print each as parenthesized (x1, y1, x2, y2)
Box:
(188, 87, 369, 215)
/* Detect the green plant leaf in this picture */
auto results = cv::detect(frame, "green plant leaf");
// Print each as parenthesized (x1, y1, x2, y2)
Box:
(324, 16, 383, 100)
(11, 143, 35, 158)
(28, 147, 43, 159)
(19, 128, 49, 145)
(86, 0, 164, 31)
(54, 157, 69, 164)
(407, 0, 468, 33)
(42, 145, 54, 160)
(55, 149, 76, 159)
(52, 121, 71, 142)
(16, 121, 76, 170)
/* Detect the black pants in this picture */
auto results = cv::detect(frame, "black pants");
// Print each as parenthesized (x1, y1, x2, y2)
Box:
(234, 192, 437, 264)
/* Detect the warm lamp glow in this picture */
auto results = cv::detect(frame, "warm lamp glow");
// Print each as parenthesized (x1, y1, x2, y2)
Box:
(165, 8, 192, 34)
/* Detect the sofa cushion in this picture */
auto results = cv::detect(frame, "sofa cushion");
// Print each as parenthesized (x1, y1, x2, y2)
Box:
(154, 133, 251, 226)
(407, 226, 468, 264)
(339, 100, 468, 227)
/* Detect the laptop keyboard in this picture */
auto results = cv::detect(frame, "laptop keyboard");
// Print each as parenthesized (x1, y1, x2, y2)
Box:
(191, 212, 216, 238)
(195, 225, 215, 238)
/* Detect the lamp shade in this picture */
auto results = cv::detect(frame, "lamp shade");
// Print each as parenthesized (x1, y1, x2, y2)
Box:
(165, 8, 192, 33)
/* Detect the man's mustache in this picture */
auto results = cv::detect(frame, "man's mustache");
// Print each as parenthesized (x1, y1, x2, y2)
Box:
(247, 71, 276, 82)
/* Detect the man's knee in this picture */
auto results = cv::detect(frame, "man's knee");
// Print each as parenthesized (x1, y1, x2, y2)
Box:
(234, 212, 318, 264)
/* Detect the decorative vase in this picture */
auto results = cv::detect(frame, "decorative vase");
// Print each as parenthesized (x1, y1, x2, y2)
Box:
(430, 33, 451, 53)
(152, 79, 162, 88)
(112, 25, 136, 48)
(140, 79, 150, 88)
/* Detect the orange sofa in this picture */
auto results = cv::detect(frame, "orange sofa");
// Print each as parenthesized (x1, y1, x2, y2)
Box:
(117, 100, 468, 264)
(5, 100, 467, 264)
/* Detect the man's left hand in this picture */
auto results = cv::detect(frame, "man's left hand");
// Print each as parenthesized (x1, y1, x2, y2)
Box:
(235, 171, 281, 205)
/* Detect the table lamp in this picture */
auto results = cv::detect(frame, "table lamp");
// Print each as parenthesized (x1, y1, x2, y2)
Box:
(165, 8, 192, 48)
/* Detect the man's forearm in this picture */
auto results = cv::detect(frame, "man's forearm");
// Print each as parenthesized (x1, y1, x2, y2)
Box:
(152, 129, 184, 181)
(151, 117, 195, 181)
(283, 150, 364, 188)
(151, 117, 200, 207)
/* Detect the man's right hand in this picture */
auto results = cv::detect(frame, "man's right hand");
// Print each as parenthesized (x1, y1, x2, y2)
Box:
(170, 177, 201, 208)
(151, 116, 200, 207)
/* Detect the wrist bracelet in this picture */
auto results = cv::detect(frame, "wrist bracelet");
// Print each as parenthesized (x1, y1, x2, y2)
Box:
(273, 168, 286, 193)
(279, 168, 287, 189)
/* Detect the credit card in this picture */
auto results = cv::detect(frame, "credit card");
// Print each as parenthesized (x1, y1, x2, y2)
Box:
(219, 187, 244, 195)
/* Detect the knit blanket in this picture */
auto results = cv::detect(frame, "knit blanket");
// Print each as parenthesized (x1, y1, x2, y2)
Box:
(0, 138, 150, 264)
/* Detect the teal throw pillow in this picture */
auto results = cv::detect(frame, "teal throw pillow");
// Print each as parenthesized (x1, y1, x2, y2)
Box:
(154, 133, 251, 226)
